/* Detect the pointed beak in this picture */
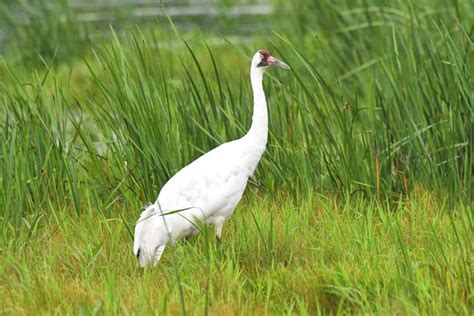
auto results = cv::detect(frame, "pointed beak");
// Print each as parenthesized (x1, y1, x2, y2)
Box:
(268, 56, 291, 70)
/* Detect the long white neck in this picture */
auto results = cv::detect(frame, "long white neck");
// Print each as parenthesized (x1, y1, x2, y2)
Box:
(245, 66, 268, 147)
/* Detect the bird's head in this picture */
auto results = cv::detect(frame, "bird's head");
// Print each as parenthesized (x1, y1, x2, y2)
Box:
(251, 49, 290, 71)
(134, 204, 168, 268)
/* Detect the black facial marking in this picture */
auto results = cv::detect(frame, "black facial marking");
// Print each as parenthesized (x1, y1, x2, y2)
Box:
(136, 248, 141, 260)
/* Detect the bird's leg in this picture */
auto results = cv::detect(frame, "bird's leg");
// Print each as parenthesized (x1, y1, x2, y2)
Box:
(152, 244, 166, 267)
(215, 221, 224, 244)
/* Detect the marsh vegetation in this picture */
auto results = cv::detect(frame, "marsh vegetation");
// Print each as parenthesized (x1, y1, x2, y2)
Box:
(0, 0, 472, 314)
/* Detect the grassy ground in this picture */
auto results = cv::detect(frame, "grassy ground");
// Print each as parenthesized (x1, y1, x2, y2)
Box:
(1, 190, 471, 314)
(0, 0, 472, 314)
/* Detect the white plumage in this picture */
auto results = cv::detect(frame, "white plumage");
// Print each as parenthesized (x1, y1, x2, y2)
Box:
(134, 50, 290, 267)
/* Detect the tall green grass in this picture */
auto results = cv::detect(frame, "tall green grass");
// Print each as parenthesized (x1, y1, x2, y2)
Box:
(78, 2, 472, 204)
(273, 0, 473, 200)
(0, 66, 84, 223)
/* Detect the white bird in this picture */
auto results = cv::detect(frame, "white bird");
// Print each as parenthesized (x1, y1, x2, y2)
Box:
(134, 50, 290, 267)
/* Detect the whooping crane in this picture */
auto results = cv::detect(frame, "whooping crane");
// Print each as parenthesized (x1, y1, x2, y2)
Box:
(134, 50, 290, 267)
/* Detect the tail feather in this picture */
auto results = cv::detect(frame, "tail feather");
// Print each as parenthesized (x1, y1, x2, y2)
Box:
(137, 203, 156, 223)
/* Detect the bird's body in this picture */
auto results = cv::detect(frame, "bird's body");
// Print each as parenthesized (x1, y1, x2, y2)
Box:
(157, 136, 265, 231)
(134, 50, 289, 267)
